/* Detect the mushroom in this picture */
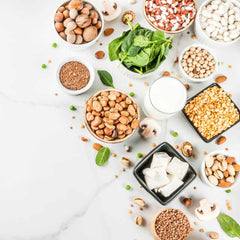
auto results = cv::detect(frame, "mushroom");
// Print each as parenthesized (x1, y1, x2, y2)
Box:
(122, 10, 135, 24)
(101, 1, 122, 22)
(181, 142, 194, 157)
(139, 118, 161, 139)
(195, 199, 220, 221)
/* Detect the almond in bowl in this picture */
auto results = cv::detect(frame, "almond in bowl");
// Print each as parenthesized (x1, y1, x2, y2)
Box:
(151, 208, 190, 240)
(200, 151, 240, 189)
(84, 89, 140, 143)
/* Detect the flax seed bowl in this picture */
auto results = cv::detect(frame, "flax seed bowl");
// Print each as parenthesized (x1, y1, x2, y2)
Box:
(84, 89, 140, 144)
(57, 57, 95, 95)
(151, 208, 190, 240)
(143, 0, 197, 34)
(54, 0, 104, 50)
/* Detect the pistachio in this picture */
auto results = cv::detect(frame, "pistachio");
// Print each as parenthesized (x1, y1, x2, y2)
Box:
(134, 198, 145, 207)
(136, 215, 143, 226)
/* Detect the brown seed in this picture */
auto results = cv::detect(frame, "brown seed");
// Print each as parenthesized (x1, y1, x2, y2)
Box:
(194, 221, 198, 226)
(162, 71, 170, 76)
(215, 75, 227, 83)
(95, 50, 105, 59)
(216, 136, 226, 145)
(209, 232, 219, 239)
(174, 57, 179, 63)
(184, 84, 190, 90)
(191, 34, 196, 39)
(183, 198, 191, 207)
(92, 143, 102, 151)
(112, 153, 116, 157)
(199, 228, 204, 233)
(104, 28, 114, 36)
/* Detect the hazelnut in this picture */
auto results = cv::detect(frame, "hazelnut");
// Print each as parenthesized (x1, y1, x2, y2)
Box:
(76, 14, 91, 28)
(181, 141, 194, 157)
(54, 12, 64, 22)
(55, 22, 64, 32)
(183, 198, 192, 207)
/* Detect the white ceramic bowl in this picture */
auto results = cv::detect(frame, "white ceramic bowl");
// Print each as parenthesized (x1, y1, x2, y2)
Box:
(200, 150, 240, 190)
(179, 44, 218, 83)
(57, 57, 95, 95)
(194, 0, 240, 47)
(53, 0, 104, 51)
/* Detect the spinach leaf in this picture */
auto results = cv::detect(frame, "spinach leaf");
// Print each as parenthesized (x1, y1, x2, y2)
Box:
(218, 214, 240, 238)
(124, 50, 149, 67)
(121, 30, 137, 53)
(127, 45, 141, 56)
(95, 147, 110, 166)
(152, 30, 166, 42)
(133, 35, 151, 47)
(108, 31, 128, 61)
(97, 70, 115, 88)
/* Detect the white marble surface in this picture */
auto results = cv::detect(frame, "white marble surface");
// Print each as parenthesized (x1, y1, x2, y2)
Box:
(0, 0, 240, 239)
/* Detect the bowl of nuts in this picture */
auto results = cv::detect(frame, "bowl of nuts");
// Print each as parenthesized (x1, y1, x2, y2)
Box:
(179, 45, 217, 82)
(200, 151, 240, 189)
(143, 0, 197, 34)
(84, 89, 140, 143)
(54, 0, 104, 49)
(151, 208, 191, 240)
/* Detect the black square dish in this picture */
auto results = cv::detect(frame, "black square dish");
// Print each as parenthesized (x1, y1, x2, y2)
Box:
(133, 142, 196, 205)
(182, 83, 240, 143)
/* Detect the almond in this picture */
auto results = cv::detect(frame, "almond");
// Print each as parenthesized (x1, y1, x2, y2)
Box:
(162, 71, 170, 76)
(218, 181, 232, 188)
(81, 137, 88, 142)
(92, 143, 102, 151)
(215, 75, 227, 83)
(226, 157, 235, 164)
(216, 136, 226, 145)
(104, 28, 114, 36)
(209, 232, 219, 239)
(233, 164, 240, 171)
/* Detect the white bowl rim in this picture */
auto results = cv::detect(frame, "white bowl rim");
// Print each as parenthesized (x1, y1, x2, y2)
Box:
(56, 57, 95, 95)
(53, 0, 104, 48)
(179, 43, 218, 83)
(200, 150, 240, 190)
(195, 0, 240, 46)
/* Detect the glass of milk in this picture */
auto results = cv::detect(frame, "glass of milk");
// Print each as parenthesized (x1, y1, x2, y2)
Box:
(142, 76, 187, 120)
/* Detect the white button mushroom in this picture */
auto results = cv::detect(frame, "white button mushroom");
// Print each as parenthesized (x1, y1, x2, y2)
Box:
(101, 1, 122, 22)
(139, 118, 161, 139)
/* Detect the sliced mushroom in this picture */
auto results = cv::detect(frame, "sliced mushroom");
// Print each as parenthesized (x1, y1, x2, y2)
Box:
(122, 10, 135, 24)
(139, 118, 161, 139)
(195, 199, 220, 221)
(101, 1, 122, 21)
(181, 142, 194, 157)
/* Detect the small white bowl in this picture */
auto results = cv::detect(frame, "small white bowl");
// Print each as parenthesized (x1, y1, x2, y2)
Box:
(57, 57, 95, 95)
(179, 44, 218, 83)
(53, 0, 104, 51)
(194, 0, 240, 47)
(200, 150, 240, 190)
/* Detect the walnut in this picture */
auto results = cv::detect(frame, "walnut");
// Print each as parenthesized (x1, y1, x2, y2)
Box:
(181, 142, 194, 157)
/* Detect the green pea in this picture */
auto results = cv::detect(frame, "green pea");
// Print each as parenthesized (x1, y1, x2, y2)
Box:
(172, 132, 178, 137)
(218, 62, 220, 66)
(125, 185, 131, 190)
(129, 92, 135, 97)
(52, 42, 57, 48)
(226, 189, 231, 193)
(137, 153, 143, 158)
(41, 64, 47, 69)
(69, 105, 76, 111)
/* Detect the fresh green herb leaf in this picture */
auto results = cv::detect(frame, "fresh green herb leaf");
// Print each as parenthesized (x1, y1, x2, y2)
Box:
(52, 42, 57, 48)
(172, 132, 178, 137)
(97, 70, 115, 88)
(217, 214, 240, 238)
(125, 185, 131, 190)
(226, 189, 231, 193)
(95, 147, 110, 166)
(137, 153, 143, 158)
(69, 105, 76, 111)
(218, 61, 221, 66)
(133, 35, 152, 47)
(41, 64, 47, 69)
(129, 92, 135, 97)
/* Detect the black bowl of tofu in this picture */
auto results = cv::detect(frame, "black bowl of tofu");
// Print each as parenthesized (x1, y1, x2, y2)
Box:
(133, 142, 197, 205)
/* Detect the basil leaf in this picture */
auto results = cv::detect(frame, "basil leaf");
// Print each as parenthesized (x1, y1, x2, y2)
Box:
(97, 70, 115, 88)
(218, 214, 240, 238)
(95, 147, 110, 166)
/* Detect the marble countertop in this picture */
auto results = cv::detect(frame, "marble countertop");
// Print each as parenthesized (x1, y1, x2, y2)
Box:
(0, 0, 240, 239)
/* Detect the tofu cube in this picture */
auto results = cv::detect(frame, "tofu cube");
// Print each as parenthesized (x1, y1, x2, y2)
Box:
(150, 152, 172, 170)
(166, 157, 189, 180)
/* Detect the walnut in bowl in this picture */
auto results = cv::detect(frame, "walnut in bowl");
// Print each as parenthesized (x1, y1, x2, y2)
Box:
(84, 89, 140, 143)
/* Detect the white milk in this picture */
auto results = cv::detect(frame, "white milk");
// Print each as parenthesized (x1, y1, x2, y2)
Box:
(142, 77, 187, 120)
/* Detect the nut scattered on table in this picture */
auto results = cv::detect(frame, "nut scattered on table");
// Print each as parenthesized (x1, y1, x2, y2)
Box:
(134, 198, 145, 207)
(215, 75, 227, 84)
(121, 157, 131, 167)
(85, 90, 139, 142)
(209, 232, 219, 239)
(184, 85, 240, 140)
(216, 136, 226, 145)
(181, 47, 216, 79)
(136, 215, 143, 226)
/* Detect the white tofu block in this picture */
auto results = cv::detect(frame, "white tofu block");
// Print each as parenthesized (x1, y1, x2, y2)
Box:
(159, 175, 183, 197)
(150, 152, 171, 170)
(143, 167, 169, 190)
(166, 157, 189, 180)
